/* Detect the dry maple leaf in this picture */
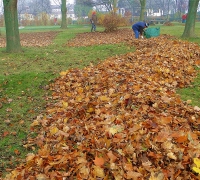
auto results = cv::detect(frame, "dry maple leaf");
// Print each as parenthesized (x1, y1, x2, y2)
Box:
(92, 165, 105, 178)
(93, 156, 105, 167)
(78, 166, 90, 179)
(108, 125, 124, 135)
(123, 163, 134, 171)
(30, 120, 40, 127)
(49, 126, 59, 135)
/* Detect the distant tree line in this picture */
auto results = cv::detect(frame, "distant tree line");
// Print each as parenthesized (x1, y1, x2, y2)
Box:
(0, 0, 190, 20)
(18, 0, 51, 16)
(73, 0, 189, 19)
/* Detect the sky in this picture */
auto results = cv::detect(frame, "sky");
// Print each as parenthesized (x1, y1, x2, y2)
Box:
(66, 0, 74, 4)
(51, 0, 74, 5)
(0, 0, 74, 14)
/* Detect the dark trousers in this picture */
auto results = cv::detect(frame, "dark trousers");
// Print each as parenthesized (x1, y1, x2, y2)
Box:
(91, 23, 96, 32)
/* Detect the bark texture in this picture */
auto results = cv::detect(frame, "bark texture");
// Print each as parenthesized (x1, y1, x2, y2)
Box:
(3, 0, 22, 52)
(182, 0, 199, 38)
(61, 0, 67, 29)
(139, 0, 146, 21)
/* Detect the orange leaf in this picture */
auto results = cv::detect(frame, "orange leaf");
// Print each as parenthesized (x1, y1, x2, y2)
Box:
(171, 132, 188, 143)
(14, 149, 21, 155)
(175, 135, 188, 143)
(3, 131, 9, 137)
(160, 116, 172, 124)
(123, 163, 133, 171)
(93, 156, 105, 167)
(195, 60, 200, 66)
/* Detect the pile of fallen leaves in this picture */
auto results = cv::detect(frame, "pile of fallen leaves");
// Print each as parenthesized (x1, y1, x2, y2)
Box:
(163, 22, 174, 26)
(0, 31, 59, 47)
(3, 32, 200, 180)
(66, 28, 133, 47)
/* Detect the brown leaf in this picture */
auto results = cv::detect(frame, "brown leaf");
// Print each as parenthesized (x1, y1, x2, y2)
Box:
(107, 151, 117, 163)
(14, 149, 20, 155)
(92, 165, 105, 178)
(126, 171, 143, 179)
(93, 156, 105, 167)
(3, 131, 9, 137)
(123, 163, 133, 171)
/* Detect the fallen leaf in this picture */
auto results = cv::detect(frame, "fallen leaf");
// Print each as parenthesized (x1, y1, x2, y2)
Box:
(3, 131, 9, 137)
(192, 159, 200, 174)
(49, 126, 59, 135)
(14, 149, 20, 155)
(194, 106, 200, 111)
(167, 152, 177, 160)
(107, 151, 117, 163)
(93, 165, 105, 178)
(126, 171, 142, 179)
(93, 156, 105, 167)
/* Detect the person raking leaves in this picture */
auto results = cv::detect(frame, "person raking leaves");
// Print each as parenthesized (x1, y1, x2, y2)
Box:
(132, 21, 149, 39)
(90, 11, 97, 32)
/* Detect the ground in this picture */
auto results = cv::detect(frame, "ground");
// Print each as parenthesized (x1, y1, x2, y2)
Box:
(0, 31, 59, 47)
(1, 29, 200, 179)
(0, 29, 133, 48)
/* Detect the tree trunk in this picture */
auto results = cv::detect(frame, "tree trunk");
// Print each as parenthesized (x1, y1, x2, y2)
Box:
(139, 0, 146, 21)
(167, 0, 171, 21)
(113, 0, 117, 14)
(61, 0, 67, 29)
(182, 0, 199, 38)
(3, 0, 22, 52)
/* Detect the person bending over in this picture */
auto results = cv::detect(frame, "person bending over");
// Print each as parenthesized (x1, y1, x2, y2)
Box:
(132, 21, 149, 39)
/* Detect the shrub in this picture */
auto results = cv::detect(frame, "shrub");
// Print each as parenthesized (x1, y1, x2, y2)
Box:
(102, 13, 124, 32)
(97, 13, 105, 26)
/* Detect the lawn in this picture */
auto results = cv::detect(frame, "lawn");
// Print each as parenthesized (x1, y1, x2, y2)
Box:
(0, 24, 134, 176)
(0, 23, 199, 178)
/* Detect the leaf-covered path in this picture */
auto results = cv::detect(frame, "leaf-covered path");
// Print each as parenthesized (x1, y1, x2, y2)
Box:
(4, 30, 200, 179)
(0, 31, 59, 47)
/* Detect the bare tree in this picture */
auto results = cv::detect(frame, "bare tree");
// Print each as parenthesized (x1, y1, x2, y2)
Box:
(17, 0, 28, 23)
(29, 0, 51, 16)
(53, 0, 61, 5)
(92, 0, 117, 12)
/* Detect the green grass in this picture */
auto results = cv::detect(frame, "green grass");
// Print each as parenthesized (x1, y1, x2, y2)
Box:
(0, 24, 98, 35)
(0, 23, 200, 176)
(157, 21, 200, 44)
(177, 69, 200, 106)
